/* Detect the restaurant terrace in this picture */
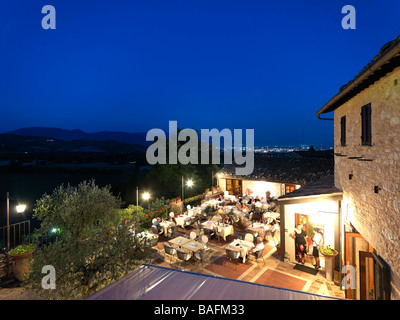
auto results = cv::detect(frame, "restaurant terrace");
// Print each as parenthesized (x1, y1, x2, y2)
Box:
(90, 190, 345, 300)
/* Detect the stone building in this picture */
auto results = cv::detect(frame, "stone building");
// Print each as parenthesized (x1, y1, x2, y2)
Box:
(317, 36, 400, 300)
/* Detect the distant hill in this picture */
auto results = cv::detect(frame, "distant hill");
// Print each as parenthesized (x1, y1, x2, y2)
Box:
(0, 133, 147, 154)
(6, 127, 150, 146)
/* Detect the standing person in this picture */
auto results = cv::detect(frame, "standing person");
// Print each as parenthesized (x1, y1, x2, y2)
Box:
(290, 224, 308, 264)
(312, 228, 324, 269)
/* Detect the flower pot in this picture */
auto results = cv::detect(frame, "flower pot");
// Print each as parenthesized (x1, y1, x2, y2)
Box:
(9, 251, 34, 281)
(321, 249, 338, 282)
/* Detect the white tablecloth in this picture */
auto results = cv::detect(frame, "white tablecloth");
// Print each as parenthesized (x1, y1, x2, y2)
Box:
(131, 231, 157, 245)
(227, 239, 254, 263)
(175, 215, 191, 228)
(201, 222, 233, 241)
(159, 221, 173, 235)
(224, 194, 236, 202)
(246, 223, 271, 239)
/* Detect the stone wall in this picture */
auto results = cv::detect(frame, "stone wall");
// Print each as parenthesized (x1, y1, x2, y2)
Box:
(334, 66, 400, 299)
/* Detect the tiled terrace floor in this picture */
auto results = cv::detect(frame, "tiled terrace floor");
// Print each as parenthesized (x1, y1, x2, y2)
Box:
(151, 226, 345, 300)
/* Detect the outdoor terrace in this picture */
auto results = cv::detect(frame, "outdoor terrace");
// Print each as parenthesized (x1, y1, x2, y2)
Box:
(149, 223, 344, 299)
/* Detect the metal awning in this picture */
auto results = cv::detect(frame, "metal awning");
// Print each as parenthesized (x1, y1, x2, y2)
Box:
(86, 264, 342, 300)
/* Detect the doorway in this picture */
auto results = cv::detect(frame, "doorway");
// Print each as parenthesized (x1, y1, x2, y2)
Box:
(345, 232, 390, 300)
(225, 179, 242, 196)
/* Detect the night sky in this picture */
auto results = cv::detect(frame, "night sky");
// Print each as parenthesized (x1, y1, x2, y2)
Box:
(1, 1, 399, 147)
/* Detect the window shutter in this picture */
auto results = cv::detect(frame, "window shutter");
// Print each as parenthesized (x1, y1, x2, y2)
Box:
(361, 104, 371, 146)
(340, 116, 346, 146)
(372, 252, 390, 300)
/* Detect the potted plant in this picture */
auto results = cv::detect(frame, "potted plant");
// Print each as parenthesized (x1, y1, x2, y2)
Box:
(8, 243, 35, 281)
(307, 222, 315, 252)
(320, 245, 338, 281)
(275, 241, 281, 255)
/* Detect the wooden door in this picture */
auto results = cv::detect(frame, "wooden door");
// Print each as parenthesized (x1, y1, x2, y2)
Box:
(295, 213, 309, 237)
(226, 179, 242, 196)
(295, 213, 310, 253)
(345, 232, 364, 299)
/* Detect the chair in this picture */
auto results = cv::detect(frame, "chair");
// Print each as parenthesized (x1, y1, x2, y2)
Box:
(250, 248, 265, 269)
(203, 227, 215, 239)
(163, 243, 177, 267)
(151, 226, 159, 235)
(169, 212, 175, 218)
(201, 235, 209, 246)
(147, 235, 159, 248)
(194, 247, 211, 270)
(144, 235, 159, 263)
(167, 224, 178, 238)
(185, 216, 194, 228)
(189, 231, 197, 240)
(216, 227, 223, 244)
(247, 228, 259, 239)
(192, 215, 201, 228)
(176, 249, 192, 270)
(230, 213, 239, 225)
(224, 248, 240, 269)
(244, 233, 254, 243)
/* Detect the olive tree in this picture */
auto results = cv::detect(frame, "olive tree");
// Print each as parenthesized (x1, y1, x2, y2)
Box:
(28, 180, 152, 299)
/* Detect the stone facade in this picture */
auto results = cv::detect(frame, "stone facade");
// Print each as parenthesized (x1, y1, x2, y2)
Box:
(334, 66, 400, 299)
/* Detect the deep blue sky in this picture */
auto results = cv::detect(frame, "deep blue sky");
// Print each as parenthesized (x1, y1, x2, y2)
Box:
(1, 1, 399, 147)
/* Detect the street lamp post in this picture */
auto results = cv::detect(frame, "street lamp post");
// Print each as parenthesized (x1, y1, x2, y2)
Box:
(136, 186, 150, 219)
(181, 176, 193, 206)
(6, 192, 26, 251)
(5, 192, 26, 278)
(6, 192, 10, 252)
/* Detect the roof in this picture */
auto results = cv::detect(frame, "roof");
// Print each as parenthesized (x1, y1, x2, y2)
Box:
(86, 264, 341, 300)
(216, 154, 334, 186)
(278, 175, 342, 201)
(317, 35, 400, 116)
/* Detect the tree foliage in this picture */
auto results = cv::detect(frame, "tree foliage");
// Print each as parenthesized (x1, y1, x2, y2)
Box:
(28, 180, 152, 299)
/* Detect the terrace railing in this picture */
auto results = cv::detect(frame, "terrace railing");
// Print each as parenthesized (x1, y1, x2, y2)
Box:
(0, 220, 31, 250)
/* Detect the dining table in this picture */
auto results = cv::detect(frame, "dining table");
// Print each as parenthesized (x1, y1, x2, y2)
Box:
(200, 221, 234, 241)
(174, 214, 191, 228)
(180, 240, 206, 253)
(226, 239, 255, 263)
(246, 222, 271, 240)
(169, 236, 192, 248)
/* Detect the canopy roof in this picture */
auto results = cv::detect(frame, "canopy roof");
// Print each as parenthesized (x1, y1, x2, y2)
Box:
(86, 264, 341, 300)
(278, 175, 342, 202)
